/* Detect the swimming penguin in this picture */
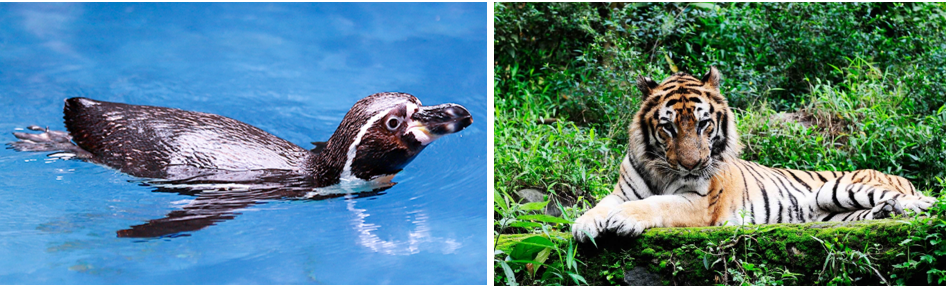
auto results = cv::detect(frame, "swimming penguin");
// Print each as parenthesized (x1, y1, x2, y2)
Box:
(13, 92, 471, 185)
(10, 92, 472, 237)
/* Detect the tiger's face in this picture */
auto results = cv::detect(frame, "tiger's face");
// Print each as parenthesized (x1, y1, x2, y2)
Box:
(633, 67, 739, 180)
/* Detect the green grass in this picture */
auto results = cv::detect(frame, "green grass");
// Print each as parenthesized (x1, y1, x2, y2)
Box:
(738, 58, 946, 189)
(494, 70, 622, 206)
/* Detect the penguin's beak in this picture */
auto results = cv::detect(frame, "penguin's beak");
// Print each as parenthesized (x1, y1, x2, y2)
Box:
(406, 103, 472, 145)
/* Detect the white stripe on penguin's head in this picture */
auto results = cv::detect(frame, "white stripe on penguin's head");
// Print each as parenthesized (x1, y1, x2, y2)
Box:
(339, 110, 390, 181)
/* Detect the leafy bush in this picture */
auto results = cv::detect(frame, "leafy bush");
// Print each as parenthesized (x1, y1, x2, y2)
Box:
(495, 2, 946, 111)
(892, 178, 946, 285)
(739, 59, 946, 190)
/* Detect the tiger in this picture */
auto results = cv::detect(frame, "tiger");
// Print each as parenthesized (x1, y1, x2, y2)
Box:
(572, 67, 937, 242)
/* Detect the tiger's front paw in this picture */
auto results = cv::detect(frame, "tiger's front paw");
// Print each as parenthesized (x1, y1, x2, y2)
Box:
(903, 195, 937, 212)
(605, 207, 649, 237)
(572, 206, 611, 243)
(871, 198, 905, 219)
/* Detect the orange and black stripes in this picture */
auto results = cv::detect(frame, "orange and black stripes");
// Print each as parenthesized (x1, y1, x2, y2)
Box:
(572, 68, 935, 243)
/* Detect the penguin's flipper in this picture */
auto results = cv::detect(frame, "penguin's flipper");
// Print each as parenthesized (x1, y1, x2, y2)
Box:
(9, 125, 93, 159)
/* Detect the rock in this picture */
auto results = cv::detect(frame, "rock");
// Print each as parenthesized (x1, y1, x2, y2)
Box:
(514, 188, 564, 217)
(624, 267, 661, 286)
(515, 188, 546, 203)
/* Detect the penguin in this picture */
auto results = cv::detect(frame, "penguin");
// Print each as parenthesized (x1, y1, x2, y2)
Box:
(10, 92, 473, 237)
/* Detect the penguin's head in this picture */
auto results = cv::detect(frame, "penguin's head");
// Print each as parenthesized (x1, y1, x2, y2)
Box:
(318, 92, 472, 184)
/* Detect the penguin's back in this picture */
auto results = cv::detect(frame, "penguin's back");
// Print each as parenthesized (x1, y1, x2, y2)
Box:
(64, 97, 311, 179)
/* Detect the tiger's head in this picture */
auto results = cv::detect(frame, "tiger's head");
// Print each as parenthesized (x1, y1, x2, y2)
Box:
(630, 67, 740, 182)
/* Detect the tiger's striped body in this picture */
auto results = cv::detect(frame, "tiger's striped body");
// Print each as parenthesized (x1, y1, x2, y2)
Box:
(572, 67, 935, 242)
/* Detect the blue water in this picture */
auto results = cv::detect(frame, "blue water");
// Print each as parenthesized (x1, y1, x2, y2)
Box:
(0, 3, 486, 284)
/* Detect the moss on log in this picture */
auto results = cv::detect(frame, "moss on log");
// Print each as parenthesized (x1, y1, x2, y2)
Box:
(496, 219, 930, 285)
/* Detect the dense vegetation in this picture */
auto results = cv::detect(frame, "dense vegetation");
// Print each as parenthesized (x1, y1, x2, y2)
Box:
(494, 3, 946, 285)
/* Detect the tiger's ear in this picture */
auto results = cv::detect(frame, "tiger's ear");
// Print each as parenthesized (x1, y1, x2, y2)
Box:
(636, 75, 659, 97)
(701, 66, 721, 89)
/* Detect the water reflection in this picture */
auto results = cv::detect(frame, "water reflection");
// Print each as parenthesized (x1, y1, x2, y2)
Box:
(102, 172, 382, 238)
(347, 195, 462, 255)
(113, 176, 466, 257)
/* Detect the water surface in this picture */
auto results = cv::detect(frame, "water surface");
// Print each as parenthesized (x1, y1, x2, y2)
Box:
(0, 3, 486, 284)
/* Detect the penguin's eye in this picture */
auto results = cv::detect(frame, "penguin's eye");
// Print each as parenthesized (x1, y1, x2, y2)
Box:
(386, 117, 401, 131)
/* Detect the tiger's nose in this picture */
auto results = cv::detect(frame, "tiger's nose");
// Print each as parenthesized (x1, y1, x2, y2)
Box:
(678, 156, 702, 171)
(674, 143, 703, 170)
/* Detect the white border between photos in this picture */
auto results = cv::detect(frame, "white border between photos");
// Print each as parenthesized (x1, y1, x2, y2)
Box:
(486, 1, 496, 285)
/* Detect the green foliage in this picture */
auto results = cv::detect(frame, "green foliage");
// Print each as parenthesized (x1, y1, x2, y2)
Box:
(496, 219, 933, 285)
(810, 235, 887, 285)
(738, 59, 946, 190)
(494, 3, 598, 74)
(891, 178, 946, 285)
(495, 2, 946, 112)
(494, 221, 588, 285)
(493, 96, 621, 205)
(700, 211, 805, 285)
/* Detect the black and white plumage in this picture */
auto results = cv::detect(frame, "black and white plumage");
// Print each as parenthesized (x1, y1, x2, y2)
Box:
(10, 92, 472, 237)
